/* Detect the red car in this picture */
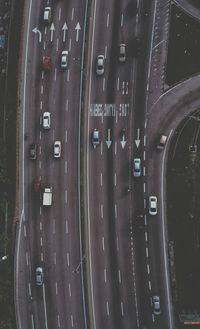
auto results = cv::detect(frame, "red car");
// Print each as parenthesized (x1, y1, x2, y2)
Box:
(42, 56, 51, 70)
(33, 177, 41, 193)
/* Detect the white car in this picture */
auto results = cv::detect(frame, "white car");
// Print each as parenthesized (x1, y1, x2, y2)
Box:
(96, 55, 105, 75)
(54, 141, 61, 158)
(36, 267, 43, 286)
(43, 7, 51, 23)
(43, 112, 51, 129)
(148, 196, 157, 215)
(92, 129, 100, 147)
(61, 51, 68, 68)
(119, 44, 126, 62)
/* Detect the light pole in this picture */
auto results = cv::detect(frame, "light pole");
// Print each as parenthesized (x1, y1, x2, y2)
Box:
(0, 255, 8, 263)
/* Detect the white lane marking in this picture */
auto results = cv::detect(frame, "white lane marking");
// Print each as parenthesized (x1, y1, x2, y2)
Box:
(144, 214, 147, 225)
(67, 69, 70, 81)
(115, 204, 117, 218)
(152, 313, 155, 322)
(144, 135, 146, 147)
(101, 204, 104, 219)
(69, 39, 72, 51)
(146, 247, 149, 258)
(103, 77, 105, 91)
(31, 314, 34, 329)
(66, 220, 69, 234)
(66, 99, 69, 112)
(145, 231, 148, 242)
(69, 283, 72, 297)
(121, 13, 124, 27)
(54, 252, 57, 265)
(121, 302, 124, 316)
(40, 101, 43, 110)
(118, 269, 121, 283)
(28, 282, 31, 296)
(105, 45, 107, 59)
(54, 68, 57, 81)
(114, 173, 116, 186)
(65, 130, 68, 142)
(115, 142, 117, 155)
(40, 222, 42, 231)
(65, 161, 67, 173)
(39, 161, 41, 169)
(116, 236, 119, 251)
(40, 237, 43, 247)
(42, 71, 44, 79)
(67, 253, 70, 267)
(42, 283, 48, 329)
(71, 314, 74, 327)
(44, 26, 47, 35)
(71, 8, 74, 20)
(24, 225, 26, 237)
(102, 237, 105, 251)
(41, 253, 43, 262)
(43, 41, 46, 50)
(117, 77, 120, 91)
(106, 301, 110, 316)
(58, 8, 61, 21)
(148, 281, 152, 291)
(106, 13, 109, 27)
(104, 269, 107, 283)
(26, 252, 29, 265)
(56, 38, 59, 51)
(144, 199, 146, 209)
(145, 119, 147, 129)
(143, 151, 146, 161)
(65, 190, 67, 204)
(53, 219, 55, 234)
(143, 166, 146, 177)
(100, 173, 103, 186)
(147, 263, 150, 274)
(101, 141, 103, 155)
(55, 282, 58, 295)
(143, 182, 146, 193)
(57, 314, 61, 328)
(41, 85, 43, 95)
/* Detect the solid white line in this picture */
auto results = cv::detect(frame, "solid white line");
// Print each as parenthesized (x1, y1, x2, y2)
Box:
(43, 284, 48, 329)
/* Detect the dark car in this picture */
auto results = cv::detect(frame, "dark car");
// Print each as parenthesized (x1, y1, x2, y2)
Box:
(42, 56, 51, 71)
(29, 143, 37, 160)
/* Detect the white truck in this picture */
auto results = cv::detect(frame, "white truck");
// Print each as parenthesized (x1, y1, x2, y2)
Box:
(42, 187, 52, 206)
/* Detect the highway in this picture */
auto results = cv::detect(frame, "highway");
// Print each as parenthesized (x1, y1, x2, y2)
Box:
(13, 0, 200, 329)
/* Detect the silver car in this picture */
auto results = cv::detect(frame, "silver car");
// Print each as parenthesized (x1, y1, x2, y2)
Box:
(119, 44, 126, 62)
(54, 141, 61, 158)
(61, 50, 68, 68)
(152, 295, 161, 315)
(36, 267, 43, 286)
(148, 196, 157, 215)
(43, 112, 51, 129)
(92, 129, 100, 147)
(133, 158, 141, 177)
(96, 55, 105, 75)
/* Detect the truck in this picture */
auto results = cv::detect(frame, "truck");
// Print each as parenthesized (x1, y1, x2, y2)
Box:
(42, 187, 52, 206)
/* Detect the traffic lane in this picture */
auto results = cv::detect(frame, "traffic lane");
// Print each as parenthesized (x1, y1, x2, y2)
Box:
(88, 136, 115, 329)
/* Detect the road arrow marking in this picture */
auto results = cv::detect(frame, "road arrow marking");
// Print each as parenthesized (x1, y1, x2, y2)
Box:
(106, 129, 112, 148)
(50, 23, 55, 42)
(32, 27, 42, 43)
(62, 22, 68, 42)
(135, 128, 140, 148)
(120, 134, 127, 149)
(75, 22, 81, 42)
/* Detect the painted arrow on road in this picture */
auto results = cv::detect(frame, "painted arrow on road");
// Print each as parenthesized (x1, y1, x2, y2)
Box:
(32, 27, 42, 43)
(50, 23, 55, 42)
(106, 129, 112, 149)
(135, 128, 140, 148)
(75, 22, 81, 42)
(62, 22, 68, 42)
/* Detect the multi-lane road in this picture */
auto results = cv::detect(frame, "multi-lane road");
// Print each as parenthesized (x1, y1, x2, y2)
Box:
(13, 0, 200, 329)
